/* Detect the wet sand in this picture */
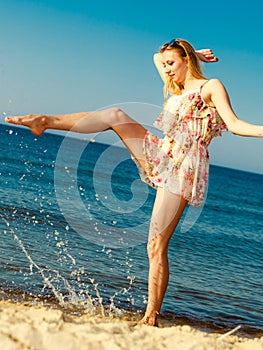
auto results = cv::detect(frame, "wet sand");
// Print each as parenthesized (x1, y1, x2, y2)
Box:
(0, 300, 262, 350)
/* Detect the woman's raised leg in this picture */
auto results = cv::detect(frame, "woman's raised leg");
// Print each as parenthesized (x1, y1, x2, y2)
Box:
(5, 108, 147, 168)
(142, 187, 188, 326)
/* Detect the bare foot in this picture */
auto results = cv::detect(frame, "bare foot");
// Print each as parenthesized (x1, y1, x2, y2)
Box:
(5, 115, 47, 136)
(140, 311, 159, 327)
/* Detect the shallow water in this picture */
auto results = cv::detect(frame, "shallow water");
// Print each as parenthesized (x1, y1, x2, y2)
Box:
(0, 124, 262, 337)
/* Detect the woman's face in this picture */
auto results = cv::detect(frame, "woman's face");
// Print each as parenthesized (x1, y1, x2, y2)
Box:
(161, 49, 188, 84)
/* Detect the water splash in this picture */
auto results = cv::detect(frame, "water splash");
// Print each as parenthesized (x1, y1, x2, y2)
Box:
(3, 219, 74, 304)
(0, 127, 142, 318)
(2, 218, 105, 315)
(109, 274, 136, 315)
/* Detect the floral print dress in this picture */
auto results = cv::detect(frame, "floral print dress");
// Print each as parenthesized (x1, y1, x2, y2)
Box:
(134, 82, 228, 206)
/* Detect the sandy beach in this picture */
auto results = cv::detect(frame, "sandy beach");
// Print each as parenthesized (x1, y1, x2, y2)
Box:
(0, 300, 262, 350)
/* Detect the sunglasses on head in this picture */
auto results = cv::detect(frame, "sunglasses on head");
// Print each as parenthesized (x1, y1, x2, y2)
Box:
(167, 38, 177, 46)
(161, 38, 181, 49)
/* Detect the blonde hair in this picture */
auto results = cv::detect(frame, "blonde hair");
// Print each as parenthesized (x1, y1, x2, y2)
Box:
(160, 38, 206, 100)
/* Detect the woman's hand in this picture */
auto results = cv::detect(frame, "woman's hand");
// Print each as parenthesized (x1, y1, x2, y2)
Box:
(196, 49, 219, 62)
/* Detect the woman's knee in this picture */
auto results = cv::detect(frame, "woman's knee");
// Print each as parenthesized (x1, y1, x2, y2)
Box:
(147, 237, 168, 262)
(105, 107, 127, 127)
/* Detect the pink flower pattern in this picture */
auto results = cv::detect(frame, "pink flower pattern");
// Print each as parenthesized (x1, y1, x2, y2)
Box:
(133, 84, 228, 206)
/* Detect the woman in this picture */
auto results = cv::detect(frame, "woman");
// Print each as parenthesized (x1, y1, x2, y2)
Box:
(5, 39, 263, 326)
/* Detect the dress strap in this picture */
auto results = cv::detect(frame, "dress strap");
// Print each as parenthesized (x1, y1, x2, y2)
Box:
(199, 80, 217, 109)
(200, 80, 210, 92)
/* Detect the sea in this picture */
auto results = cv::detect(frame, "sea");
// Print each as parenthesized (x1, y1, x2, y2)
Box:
(0, 123, 262, 337)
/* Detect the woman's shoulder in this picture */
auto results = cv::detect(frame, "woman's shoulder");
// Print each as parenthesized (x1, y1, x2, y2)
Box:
(200, 79, 229, 108)
(202, 78, 225, 91)
(200, 79, 227, 100)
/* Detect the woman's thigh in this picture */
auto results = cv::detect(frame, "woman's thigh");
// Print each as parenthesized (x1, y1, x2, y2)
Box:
(110, 109, 148, 170)
(148, 187, 188, 244)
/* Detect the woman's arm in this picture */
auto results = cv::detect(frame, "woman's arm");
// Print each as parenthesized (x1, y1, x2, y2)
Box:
(207, 79, 263, 137)
(154, 49, 219, 83)
(153, 53, 167, 83)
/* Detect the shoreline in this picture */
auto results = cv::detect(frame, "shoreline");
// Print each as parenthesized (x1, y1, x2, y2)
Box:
(1, 289, 262, 339)
(0, 300, 262, 350)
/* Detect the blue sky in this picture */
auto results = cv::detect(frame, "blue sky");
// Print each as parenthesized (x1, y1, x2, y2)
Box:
(0, 0, 262, 174)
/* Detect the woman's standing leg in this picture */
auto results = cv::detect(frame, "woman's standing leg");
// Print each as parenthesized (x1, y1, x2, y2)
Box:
(142, 187, 188, 326)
